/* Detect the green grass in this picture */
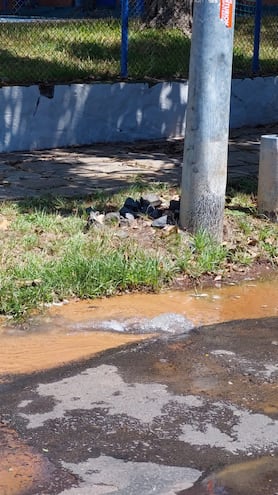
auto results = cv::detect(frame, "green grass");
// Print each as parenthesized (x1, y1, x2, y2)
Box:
(1, 182, 278, 319)
(0, 16, 276, 85)
(233, 15, 277, 76)
(0, 215, 166, 317)
(0, 19, 122, 84)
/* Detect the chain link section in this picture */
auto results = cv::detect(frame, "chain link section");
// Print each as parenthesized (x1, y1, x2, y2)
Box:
(234, 0, 277, 76)
(0, 0, 276, 85)
(259, 7, 278, 74)
(127, 0, 191, 79)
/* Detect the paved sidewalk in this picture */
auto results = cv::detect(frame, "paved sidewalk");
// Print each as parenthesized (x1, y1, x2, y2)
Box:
(0, 125, 277, 200)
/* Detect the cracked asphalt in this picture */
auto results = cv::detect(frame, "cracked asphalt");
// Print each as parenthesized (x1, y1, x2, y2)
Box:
(1, 316, 278, 495)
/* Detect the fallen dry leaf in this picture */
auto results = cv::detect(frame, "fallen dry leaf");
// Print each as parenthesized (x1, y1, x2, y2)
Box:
(0, 215, 9, 231)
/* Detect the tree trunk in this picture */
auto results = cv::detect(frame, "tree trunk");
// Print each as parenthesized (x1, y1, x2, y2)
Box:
(143, 0, 194, 35)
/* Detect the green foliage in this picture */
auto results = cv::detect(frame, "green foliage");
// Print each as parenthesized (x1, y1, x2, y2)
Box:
(187, 231, 228, 276)
(0, 16, 276, 84)
(1, 184, 278, 319)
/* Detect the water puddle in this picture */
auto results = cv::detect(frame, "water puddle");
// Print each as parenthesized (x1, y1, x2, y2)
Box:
(41, 277, 278, 328)
(0, 277, 278, 380)
(0, 277, 278, 495)
(0, 422, 76, 495)
(0, 424, 50, 495)
(181, 456, 278, 495)
(0, 331, 148, 379)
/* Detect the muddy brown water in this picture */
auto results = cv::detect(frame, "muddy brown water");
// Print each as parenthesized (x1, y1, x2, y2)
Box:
(0, 278, 278, 379)
(0, 424, 52, 495)
(180, 456, 278, 495)
(1, 277, 278, 495)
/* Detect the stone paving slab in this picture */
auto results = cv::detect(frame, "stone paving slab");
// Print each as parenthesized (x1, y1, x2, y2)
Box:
(0, 125, 277, 200)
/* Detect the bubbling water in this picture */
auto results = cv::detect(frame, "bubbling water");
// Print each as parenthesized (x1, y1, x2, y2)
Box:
(69, 312, 195, 335)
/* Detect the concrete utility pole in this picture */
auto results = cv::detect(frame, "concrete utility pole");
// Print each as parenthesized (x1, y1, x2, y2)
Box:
(180, 0, 235, 242)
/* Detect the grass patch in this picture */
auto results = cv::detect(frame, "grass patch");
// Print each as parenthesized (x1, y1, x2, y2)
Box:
(0, 16, 276, 84)
(233, 15, 277, 76)
(0, 19, 122, 84)
(0, 182, 278, 319)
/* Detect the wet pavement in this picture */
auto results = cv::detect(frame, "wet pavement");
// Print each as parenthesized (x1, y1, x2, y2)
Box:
(1, 126, 278, 494)
(0, 314, 278, 495)
(0, 125, 278, 199)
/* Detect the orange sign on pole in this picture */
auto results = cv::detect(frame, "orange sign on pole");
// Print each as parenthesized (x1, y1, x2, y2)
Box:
(220, 0, 234, 28)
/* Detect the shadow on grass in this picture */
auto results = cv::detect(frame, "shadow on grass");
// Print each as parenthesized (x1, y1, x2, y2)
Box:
(0, 46, 119, 85)
(0, 17, 276, 84)
(227, 177, 258, 196)
(0, 34, 191, 84)
(14, 178, 169, 217)
(233, 15, 278, 77)
(226, 177, 258, 216)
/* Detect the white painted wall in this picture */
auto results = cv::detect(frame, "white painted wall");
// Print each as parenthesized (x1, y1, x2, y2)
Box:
(0, 76, 277, 153)
(230, 77, 278, 128)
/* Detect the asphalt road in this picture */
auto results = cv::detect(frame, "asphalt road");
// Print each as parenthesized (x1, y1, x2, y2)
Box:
(1, 317, 278, 495)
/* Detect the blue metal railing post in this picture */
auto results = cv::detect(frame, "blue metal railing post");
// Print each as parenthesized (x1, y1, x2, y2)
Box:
(121, 0, 129, 77)
(252, 0, 263, 73)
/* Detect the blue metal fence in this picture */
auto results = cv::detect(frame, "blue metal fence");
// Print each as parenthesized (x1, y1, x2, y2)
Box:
(252, 0, 262, 72)
(120, 0, 129, 77)
(0, 0, 276, 85)
(120, 0, 277, 78)
(235, 0, 277, 75)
